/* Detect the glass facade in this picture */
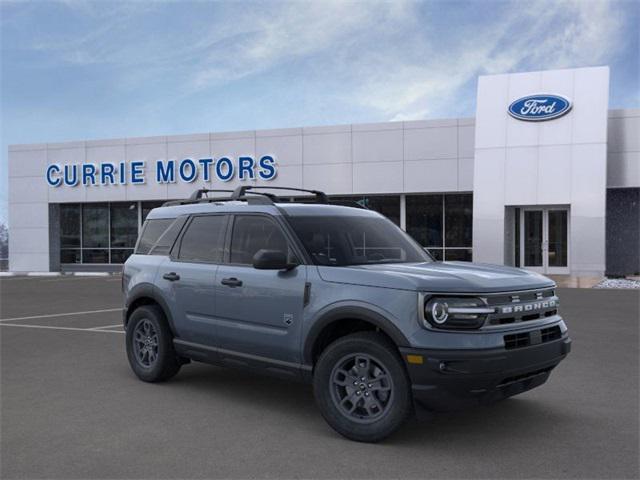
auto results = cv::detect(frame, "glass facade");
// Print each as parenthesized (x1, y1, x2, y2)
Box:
(329, 195, 401, 226)
(60, 201, 144, 264)
(58, 194, 472, 265)
(406, 193, 473, 261)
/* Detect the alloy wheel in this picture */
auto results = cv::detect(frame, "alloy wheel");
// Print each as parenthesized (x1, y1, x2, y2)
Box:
(329, 353, 394, 424)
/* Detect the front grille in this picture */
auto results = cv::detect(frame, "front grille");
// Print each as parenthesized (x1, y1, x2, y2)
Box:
(485, 288, 555, 306)
(504, 326, 562, 350)
(484, 288, 558, 326)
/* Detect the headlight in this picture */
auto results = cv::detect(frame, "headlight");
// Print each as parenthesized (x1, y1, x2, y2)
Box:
(423, 297, 494, 329)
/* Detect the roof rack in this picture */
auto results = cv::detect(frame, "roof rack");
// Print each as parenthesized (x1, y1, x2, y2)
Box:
(329, 200, 369, 210)
(231, 186, 329, 204)
(188, 189, 234, 201)
(162, 186, 339, 208)
(162, 188, 279, 207)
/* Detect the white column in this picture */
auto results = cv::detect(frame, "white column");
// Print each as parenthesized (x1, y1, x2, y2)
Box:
(400, 194, 406, 231)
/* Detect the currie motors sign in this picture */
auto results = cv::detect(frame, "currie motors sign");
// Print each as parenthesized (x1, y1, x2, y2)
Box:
(45, 155, 277, 187)
(508, 94, 572, 121)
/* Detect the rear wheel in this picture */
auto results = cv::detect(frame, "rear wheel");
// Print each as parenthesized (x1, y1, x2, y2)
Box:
(126, 305, 181, 382)
(313, 332, 413, 442)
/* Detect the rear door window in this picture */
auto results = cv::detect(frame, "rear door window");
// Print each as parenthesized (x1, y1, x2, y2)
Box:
(177, 215, 227, 263)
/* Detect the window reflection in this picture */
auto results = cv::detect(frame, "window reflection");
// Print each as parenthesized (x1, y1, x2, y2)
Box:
(445, 194, 473, 248)
(330, 195, 401, 226)
(406, 193, 473, 261)
(406, 195, 443, 247)
(82, 204, 109, 248)
(110, 203, 138, 248)
(60, 201, 142, 264)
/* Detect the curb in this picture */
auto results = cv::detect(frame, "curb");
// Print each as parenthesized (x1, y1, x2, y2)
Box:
(0, 272, 119, 277)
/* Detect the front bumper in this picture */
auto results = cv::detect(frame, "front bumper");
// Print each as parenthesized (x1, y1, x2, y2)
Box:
(399, 334, 571, 411)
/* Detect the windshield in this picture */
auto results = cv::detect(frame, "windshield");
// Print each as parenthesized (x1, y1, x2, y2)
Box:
(287, 215, 432, 266)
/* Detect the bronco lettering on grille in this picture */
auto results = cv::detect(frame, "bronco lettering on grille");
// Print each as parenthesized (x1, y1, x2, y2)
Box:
(500, 299, 556, 315)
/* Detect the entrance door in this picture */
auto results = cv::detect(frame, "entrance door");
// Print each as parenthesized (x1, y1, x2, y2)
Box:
(519, 208, 569, 274)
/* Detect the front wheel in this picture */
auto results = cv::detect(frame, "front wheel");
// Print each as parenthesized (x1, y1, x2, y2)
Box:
(125, 305, 181, 382)
(313, 332, 413, 442)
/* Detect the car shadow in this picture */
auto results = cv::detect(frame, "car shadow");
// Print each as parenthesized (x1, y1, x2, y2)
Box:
(145, 362, 576, 444)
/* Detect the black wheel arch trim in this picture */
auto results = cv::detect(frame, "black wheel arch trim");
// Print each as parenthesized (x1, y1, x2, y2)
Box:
(303, 305, 410, 365)
(125, 283, 177, 336)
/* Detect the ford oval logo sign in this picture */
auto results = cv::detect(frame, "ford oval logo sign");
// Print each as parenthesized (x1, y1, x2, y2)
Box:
(508, 94, 572, 121)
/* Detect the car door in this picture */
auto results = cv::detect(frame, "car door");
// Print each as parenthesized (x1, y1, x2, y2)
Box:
(156, 214, 229, 347)
(214, 214, 307, 365)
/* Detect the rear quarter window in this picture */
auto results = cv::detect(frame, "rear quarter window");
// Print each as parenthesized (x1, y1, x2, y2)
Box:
(135, 218, 183, 255)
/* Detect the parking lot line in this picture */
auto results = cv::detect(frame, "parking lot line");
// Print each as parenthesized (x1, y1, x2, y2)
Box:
(0, 323, 124, 333)
(0, 308, 122, 323)
(89, 324, 124, 330)
(41, 277, 113, 283)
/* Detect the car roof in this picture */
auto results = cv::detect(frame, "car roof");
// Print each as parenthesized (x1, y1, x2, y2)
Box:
(146, 201, 381, 220)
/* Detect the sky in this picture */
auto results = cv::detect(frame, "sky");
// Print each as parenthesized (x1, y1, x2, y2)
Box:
(0, 0, 638, 225)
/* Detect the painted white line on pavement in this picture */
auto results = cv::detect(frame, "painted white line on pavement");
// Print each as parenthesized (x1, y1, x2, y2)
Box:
(73, 272, 112, 277)
(0, 308, 122, 323)
(0, 323, 125, 333)
(41, 276, 116, 283)
(89, 324, 124, 330)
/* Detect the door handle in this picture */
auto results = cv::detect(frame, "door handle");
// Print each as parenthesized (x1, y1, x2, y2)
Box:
(221, 277, 243, 287)
(162, 272, 180, 282)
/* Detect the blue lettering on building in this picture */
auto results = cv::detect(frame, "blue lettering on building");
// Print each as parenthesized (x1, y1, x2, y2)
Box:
(46, 164, 61, 187)
(130, 161, 145, 184)
(215, 157, 234, 182)
(238, 156, 255, 180)
(101, 162, 116, 185)
(156, 160, 175, 183)
(258, 156, 277, 180)
(46, 156, 278, 187)
(179, 159, 197, 183)
(198, 158, 213, 182)
(82, 164, 97, 186)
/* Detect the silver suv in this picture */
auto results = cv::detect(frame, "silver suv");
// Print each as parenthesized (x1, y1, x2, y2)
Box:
(123, 186, 571, 442)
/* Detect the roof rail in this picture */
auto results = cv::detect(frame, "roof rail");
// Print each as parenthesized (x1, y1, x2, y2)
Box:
(329, 200, 369, 210)
(162, 186, 334, 208)
(162, 188, 278, 207)
(188, 189, 234, 201)
(231, 186, 329, 204)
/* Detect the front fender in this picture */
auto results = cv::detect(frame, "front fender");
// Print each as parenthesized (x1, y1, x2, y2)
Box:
(302, 302, 411, 365)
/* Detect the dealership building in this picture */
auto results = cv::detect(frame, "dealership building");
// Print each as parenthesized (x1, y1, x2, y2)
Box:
(7, 66, 640, 277)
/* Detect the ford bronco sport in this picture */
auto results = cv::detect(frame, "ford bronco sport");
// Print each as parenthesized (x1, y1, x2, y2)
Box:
(123, 186, 571, 442)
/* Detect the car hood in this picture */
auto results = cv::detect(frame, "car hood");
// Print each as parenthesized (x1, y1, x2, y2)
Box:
(316, 261, 555, 293)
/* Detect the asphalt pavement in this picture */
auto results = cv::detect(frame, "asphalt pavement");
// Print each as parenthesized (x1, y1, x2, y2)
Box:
(1, 276, 638, 479)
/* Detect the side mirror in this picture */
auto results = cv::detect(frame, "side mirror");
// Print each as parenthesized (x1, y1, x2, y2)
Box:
(252, 249, 296, 270)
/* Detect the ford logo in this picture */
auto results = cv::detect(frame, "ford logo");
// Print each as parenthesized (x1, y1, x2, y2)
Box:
(508, 94, 572, 121)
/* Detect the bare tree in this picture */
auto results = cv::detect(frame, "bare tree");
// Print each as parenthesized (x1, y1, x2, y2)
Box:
(0, 222, 8, 260)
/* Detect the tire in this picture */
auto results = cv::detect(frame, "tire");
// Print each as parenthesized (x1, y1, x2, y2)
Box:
(126, 305, 181, 382)
(313, 331, 413, 442)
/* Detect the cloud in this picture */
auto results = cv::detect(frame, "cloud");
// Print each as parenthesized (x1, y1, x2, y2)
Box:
(189, 1, 414, 91)
(3, 0, 632, 121)
(349, 0, 626, 121)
